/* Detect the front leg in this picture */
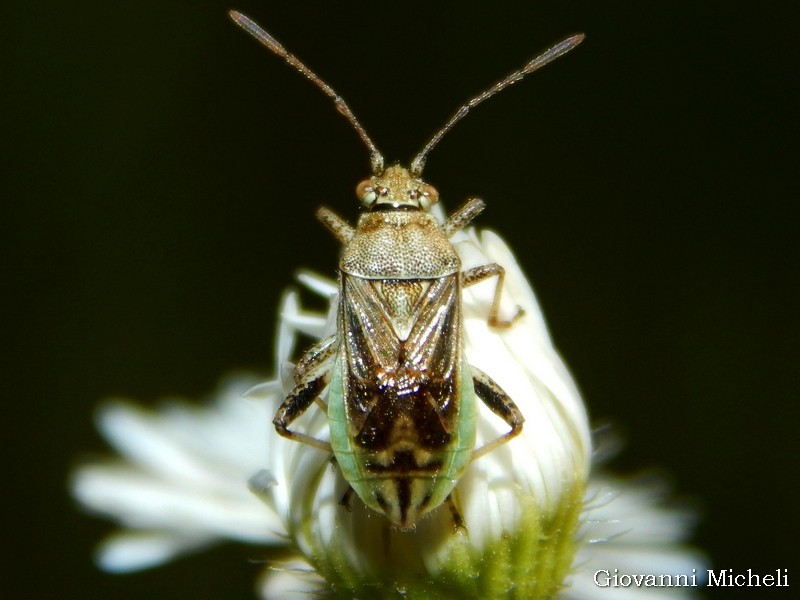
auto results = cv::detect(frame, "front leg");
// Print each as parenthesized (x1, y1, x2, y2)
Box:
(442, 198, 485, 237)
(294, 335, 338, 382)
(317, 206, 355, 244)
(293, 335, 338, 412)
(274, 371, 333, 452)
(462, 263, 525, 328)
(470, 366, 524, 460)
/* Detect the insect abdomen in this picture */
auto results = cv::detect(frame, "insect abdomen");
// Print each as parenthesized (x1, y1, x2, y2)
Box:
(329, 357, 476, 529)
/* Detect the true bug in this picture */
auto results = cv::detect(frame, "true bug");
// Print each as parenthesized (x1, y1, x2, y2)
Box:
(230, 10, 583, 529)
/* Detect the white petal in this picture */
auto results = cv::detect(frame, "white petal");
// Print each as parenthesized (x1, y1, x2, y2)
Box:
(72, 464, 282, 543)
(279, 310, 329, 340)
(95, 531, 212, 573)
(73, 378, 297, 575)
(242, 380, 283, 398)
(565, 575, 703, 600)
(296, 270, 337, 297)
(257, 559, 326, 600)
(95, 379, 270, 491)
(96, 401, 218, 487)
(582, 475, 700, 543)
(566, 473, 707, 598)
(275, 290, 301, 371)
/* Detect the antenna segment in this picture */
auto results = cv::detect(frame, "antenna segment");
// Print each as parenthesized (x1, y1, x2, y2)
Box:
(410, 34, 585, 176)
(229, 10, 385, 174)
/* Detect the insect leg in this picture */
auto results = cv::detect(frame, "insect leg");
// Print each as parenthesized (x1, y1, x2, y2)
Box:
(294, 335, 337, 381)
(339, 485, 355, 512)
(442, 198, 485, 237)
(293, 335, 337, 411)
(444, 494, 466, 531)
(471, 366, 525, 460)
(274, 372, 333, 452)
(317, 206, 355, 244)
(462, 263, 524, 328)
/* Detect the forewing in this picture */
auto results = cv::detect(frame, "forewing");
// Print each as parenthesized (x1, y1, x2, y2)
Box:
(404, 274, 461, 386)
(341, 274, 462, 442)
(341, 274, 399, 380)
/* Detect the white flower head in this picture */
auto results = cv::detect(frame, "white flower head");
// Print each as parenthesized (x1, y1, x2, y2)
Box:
(72, 215, 704, 598)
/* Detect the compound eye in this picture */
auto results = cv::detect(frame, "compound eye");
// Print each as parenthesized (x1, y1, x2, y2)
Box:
(419, 183, 439, 209)
(356, 179, 377, 206)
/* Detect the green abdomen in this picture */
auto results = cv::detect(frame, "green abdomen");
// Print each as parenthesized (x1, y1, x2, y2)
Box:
(328, 357, 476, 529)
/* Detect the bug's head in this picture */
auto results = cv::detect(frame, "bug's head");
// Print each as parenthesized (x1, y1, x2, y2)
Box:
(355, 165, 439, 212)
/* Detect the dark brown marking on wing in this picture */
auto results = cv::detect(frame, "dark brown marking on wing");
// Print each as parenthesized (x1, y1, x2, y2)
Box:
(354, 389, 453, 450)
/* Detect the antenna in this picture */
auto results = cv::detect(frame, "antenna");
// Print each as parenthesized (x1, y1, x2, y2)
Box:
(410, 33, 585, 176)
(229, 10, 385, 174)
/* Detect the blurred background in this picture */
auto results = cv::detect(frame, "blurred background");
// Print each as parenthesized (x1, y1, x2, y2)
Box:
(3, 0, 796, 598)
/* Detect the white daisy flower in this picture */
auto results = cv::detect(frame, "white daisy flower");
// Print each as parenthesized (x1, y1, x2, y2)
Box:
(72, 220, 704, 597)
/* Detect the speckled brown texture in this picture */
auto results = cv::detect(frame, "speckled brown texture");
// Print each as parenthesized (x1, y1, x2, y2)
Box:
(341, 210, 460, 279)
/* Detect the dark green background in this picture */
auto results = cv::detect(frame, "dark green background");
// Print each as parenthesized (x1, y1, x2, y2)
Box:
(4, 1, 796, 598)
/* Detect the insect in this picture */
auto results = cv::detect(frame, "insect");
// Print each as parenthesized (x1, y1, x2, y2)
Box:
(230, 10, 583, 529)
